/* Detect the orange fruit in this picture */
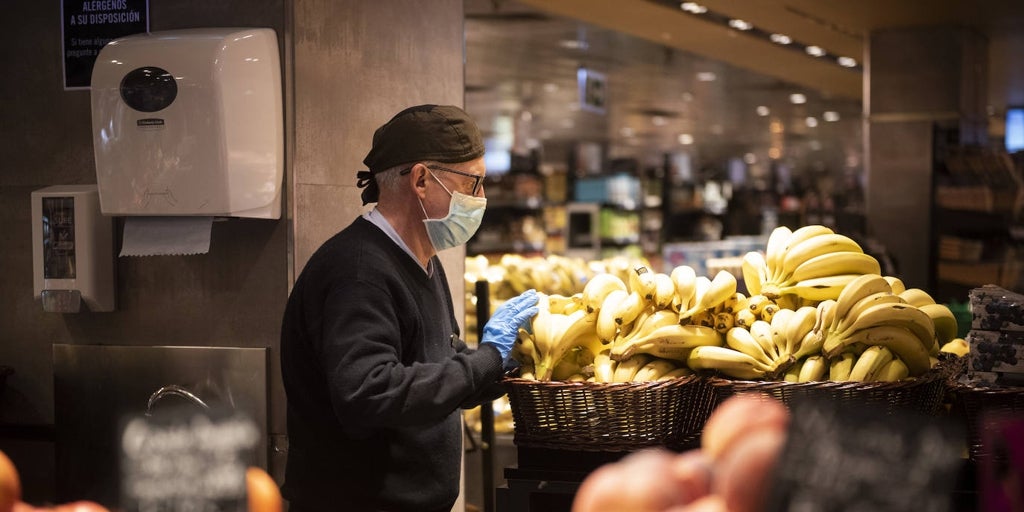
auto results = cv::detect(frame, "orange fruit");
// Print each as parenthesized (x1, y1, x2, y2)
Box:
(0, 450, 21, 512)
(246, 467, 282, 512)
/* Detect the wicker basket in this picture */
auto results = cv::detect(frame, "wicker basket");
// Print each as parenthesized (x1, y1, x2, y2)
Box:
(949, 384, 1024, 461)
(707, 370, 948, 417)
(503, 375, 715, 452)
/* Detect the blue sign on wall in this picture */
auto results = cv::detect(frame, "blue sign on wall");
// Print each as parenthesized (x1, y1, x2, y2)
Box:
(61, 0, 149, 90)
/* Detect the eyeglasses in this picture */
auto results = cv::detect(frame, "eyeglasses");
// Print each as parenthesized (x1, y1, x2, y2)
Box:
(401, 164, 484, 196)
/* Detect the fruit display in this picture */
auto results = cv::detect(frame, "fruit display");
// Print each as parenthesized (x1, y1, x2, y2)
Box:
(487, 224, 969, 385)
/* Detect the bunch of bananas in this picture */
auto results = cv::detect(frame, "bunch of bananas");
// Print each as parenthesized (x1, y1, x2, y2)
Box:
(743, 225, 881, 303)
(513, 263, 741, 382)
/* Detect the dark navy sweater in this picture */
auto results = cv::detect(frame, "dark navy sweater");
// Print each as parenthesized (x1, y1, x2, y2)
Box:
(280, 216, 504, 511)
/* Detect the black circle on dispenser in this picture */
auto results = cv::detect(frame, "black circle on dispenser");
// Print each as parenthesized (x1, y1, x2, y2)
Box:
(120, 66, 177, 113)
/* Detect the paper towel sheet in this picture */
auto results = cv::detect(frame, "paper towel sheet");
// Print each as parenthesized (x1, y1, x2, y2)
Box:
(120, 217, 214, 256)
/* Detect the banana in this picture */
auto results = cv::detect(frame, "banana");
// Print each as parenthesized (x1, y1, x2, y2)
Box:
(833, 274, 893, 327)
(612, 324, 723, 361)
(741, 251, 768, 296)
(511, 328, 538, 366)
(747, 294, 773, 316)
(628, 265, 658, 302)
(547, 294, 576, 314)
(582, 273, 628, 314)
(776, 274, 862, 302)
(770, 308, 795, 355)
(834, 291, 905, 334)
(779, 233, 864, 280)
(714, 311, 736, 333)
(656, 367, 694, 381)
(765, 226, 794, 282)
(596, 289, 629, 342)
(798, 355, 828, 382)
(726, 326, 773, 363)
(735, 308, 758, 328)
(789, 251, 882, 285)
(792, 329, 825, 360)
(613, 353, 654, 382)
(593, 349, 616, 382)
(670, 265, 698, 312)
(783, 361, 802, 382)
(687, 345, 771, 380)
(613, 291, 648, 327)
(760, 302, 780, 323)
(828, 352, 856, 381)
(823, 324, 932, 376)
(688, 276, 713, 312)
(685, 270, 737, 317)
(633, 358, 679, 382)
(533, 308, 599, 380)
(835, 302, 936, 352)
(749, 320, 780, 360)
(784, 306, 818, 355)
(918, 303, 959, 345)
(883, 276, 906, 295)
(940, 337, 970, 357)
(848, 345, 895, 381)
(876, 357, 910, 382)
(618, 309, 680, 344)
(653, 273, 677, 309)
(780, 225, 836, 258)
(898, 288, 936, 307)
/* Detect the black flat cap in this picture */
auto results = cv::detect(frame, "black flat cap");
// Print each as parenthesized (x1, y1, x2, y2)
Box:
(357, 104, 485, 205)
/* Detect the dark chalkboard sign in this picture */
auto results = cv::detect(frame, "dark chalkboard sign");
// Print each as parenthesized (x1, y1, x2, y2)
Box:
(766, 398, 964, 512)
(120, 406, 259, 512)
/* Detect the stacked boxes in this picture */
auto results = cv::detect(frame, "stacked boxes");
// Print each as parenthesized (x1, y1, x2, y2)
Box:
(966, 285, 1024, 386)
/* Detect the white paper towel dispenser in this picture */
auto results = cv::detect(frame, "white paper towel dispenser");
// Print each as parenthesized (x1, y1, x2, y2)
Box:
(91, 28, 283, 219)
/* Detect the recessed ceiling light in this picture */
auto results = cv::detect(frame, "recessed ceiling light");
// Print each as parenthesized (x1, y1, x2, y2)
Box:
(789, 93, 807, 104)
(756, 106, 770, 116)
(806, 117, 819, 128)
(823, 111, 840, 122)
(743, 153, 757, 164)
(559, 40, 589, 50)
(837, 56, 858, 68)
(678, 133, 694, 145)
(697, 71, 716, 82)
(728, 19, 753, 31)
(652, 116, 668, 126)
(805, 46, 826, 57)
(769, 33, 792, 45)
(680, 2, 707, 14)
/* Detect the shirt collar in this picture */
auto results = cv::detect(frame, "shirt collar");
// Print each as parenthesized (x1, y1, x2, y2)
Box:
(363, 208, 432, 276)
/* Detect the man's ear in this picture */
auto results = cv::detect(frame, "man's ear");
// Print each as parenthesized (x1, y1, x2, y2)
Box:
(410, 163, 429, 198)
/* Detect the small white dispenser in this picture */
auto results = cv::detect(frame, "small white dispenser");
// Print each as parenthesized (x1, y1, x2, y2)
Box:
(32, 185, 116, 313)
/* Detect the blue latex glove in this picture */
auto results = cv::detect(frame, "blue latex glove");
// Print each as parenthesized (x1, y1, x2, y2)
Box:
(481, 289, 539, 362)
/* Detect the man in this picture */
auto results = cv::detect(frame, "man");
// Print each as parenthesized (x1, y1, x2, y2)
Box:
(279, 104, 538, 512)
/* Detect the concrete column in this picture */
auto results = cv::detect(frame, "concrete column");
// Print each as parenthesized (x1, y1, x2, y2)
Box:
(865, 27, 987, 289)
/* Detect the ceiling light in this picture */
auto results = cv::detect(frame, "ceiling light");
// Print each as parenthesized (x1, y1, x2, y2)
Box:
(770, 121, 783, 133)
(837, 56, 858, 68)
(769, 33, 792, 45)
(823, 111, 840, 122)
(652, 116, 667, 126)
(697, 72, 716, 82)
(728, 19, 753, 31)
(543, 82, 559, 93)
(621, 126, 635, 137)
(805, 117, 819, 128)
(520, 111, 533, 121)
(805, 45, 826, 57)
(789, 93, 807, 104)
(769, 147, 781, 159)
(559, 39, 589, 50)
(680, 2, 707, 14)
(678, 133, 694, 145)
(743, 153, 756, 164)
(756, 106, 770, 116)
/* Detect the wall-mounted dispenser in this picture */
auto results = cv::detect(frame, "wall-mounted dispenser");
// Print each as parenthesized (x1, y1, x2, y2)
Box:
(32, 185, 116, 313)
(90, 28, 283, 219)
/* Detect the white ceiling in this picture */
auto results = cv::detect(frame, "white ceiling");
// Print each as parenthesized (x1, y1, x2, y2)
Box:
(463, 0, 1024, 175)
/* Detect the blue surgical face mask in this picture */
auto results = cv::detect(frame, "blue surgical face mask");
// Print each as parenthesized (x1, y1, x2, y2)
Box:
(419, 171, 487, 251)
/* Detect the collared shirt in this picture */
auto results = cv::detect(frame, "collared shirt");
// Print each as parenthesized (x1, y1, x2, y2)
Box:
(363, 208, 432, 276)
